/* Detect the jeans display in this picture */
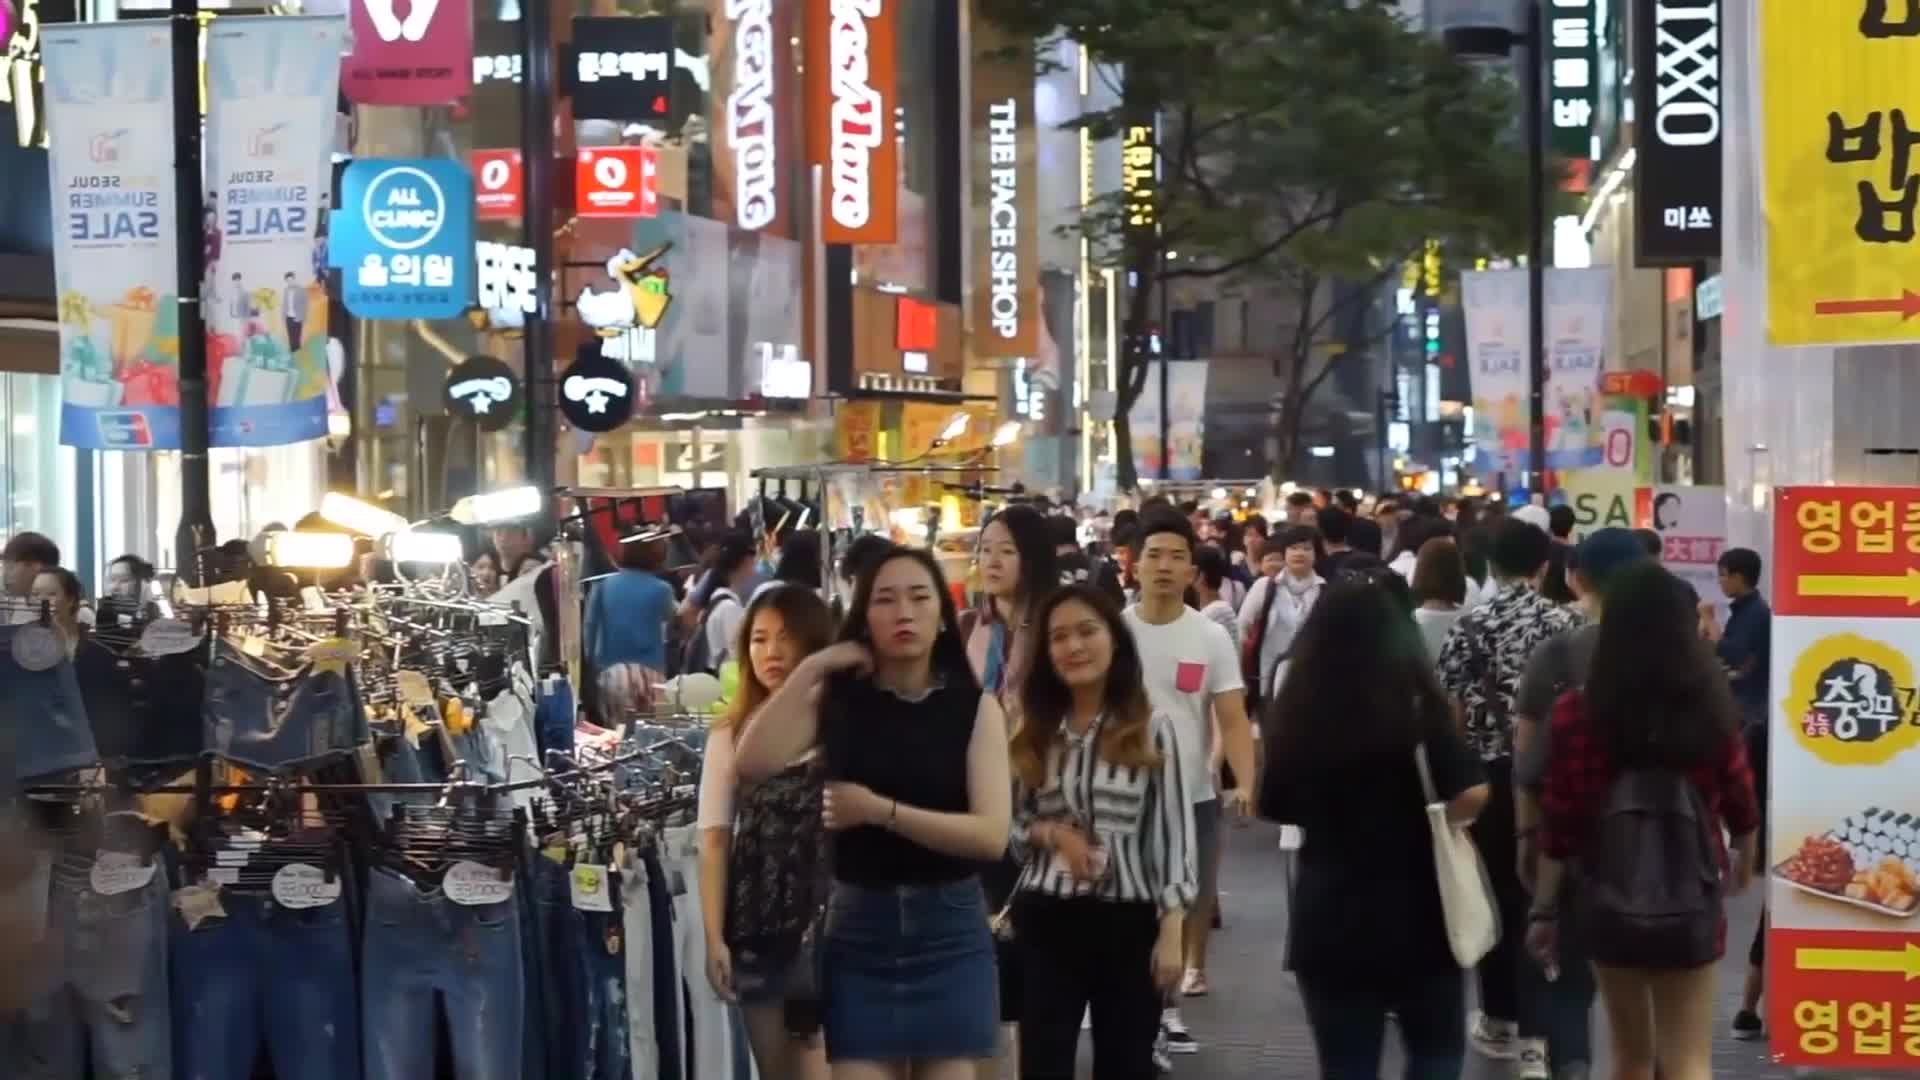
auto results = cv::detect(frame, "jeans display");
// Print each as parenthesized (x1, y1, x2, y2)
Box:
(202, 645, 367, 772)
(0, 623, 100, 784)
(73, 641, 205, 769)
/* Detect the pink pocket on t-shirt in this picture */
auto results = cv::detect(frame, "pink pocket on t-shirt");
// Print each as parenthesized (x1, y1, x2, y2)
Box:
(1175, 660, 1207, 694)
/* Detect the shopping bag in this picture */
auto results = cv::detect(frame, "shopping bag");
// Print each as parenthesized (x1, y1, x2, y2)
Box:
(1415, 741, 1500, 967)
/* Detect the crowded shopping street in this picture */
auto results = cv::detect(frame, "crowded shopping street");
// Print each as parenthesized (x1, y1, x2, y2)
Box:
(4, 0, 1919, 1078)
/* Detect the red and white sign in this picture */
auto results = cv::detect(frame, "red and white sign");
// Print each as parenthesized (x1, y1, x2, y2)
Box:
(727, 0, 778, 231)
(343, 0, 474, 105)
(472, 149, 523, 220)
(575, 146, 658, 218)
(804, 0, 897, 244)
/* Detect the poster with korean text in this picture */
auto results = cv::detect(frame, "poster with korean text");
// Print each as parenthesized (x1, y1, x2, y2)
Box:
(41, 23, 178, 449)
(204, 16, 343, 447)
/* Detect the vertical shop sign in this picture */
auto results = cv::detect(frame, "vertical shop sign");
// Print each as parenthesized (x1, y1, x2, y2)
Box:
(575, 146, 659, 218)
(969, 13, 1037, 357)
(567, 16, 675, 123)
(1761, 7, 1920, 346)
(1121, 123, 1156, 243)
(472, 149, 523, 219)
(1633, 0, 1720, 264)
(41, 21, 177, 449)
(203, 16, 344, 449)
(329, 158, 475, 319)
(720, 0, 783, 232)
(1547, 0, 1597, 191)
(1767, 485, 1920, 1070)
(343, 0, 472, 105)
(804, 0, 897, 244)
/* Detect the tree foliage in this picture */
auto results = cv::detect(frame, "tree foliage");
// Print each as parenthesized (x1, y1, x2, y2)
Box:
(980, 0, 1531, 487)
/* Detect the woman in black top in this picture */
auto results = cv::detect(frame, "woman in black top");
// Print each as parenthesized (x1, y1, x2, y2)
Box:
(1259, 581, 1490, 1080)
(735, 547, 1012, 1079)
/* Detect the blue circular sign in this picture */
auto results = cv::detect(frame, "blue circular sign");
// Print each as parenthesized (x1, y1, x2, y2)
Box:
(359, 165, 448, 252)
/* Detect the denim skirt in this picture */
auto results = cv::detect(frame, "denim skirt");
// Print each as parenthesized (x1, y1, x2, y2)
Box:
(821, 877, 999, 1062)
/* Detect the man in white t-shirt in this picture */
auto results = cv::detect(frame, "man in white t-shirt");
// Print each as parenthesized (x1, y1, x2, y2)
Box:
(1122, 511, 1254, 1053)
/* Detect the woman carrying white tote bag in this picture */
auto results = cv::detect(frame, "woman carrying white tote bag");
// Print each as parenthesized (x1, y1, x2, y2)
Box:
(1418, 742, 1501, 967)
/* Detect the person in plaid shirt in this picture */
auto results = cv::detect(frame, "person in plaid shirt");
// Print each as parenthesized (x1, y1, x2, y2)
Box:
(1529, 561, 1758, 1080)
(1435, 519, 1581, 1064)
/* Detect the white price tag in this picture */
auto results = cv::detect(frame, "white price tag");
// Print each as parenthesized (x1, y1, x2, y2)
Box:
(570, 863, 614, 912)
(11, 624, 61, 672)
(444, 861, 515, 906)
(89, 852, 157, 897)
(137, 618, 203, 657)
(272, 864, 342, 910)
(208, 868, 240, 885)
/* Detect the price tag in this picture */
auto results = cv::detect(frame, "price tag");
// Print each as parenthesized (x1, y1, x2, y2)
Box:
(396, 670, 435, 709)
(11, 624, 61, 672)
(570, 863, 614, 912)
(213, 851, 251, 867)
(89, 851, 157, 897)
(272, 863, 342, 909)
(137, 618, 203, 657)
(207, 868, 240, 885)
(172, 883, 226, 930)
(306, 638, 355, 677)
(241, 635, 268, 658)
(443, 861, 515, 906)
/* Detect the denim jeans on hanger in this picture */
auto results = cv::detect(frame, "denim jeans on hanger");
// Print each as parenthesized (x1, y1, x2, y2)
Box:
(622, 852, 660, 1080)
(517, 845, 551, 1080)
(536, 678, 576, 759)
(0, 624, 100, 783)
(5, 851, 171, 1079)
(360, 866, 523, 1080)
(573, 871, 635, 1080)
(169, 887, 361, 1080)
(640, 847, 683, 1080)
(667, 824, 735, 1080)
(530, 854, 585, 1080)
(203, 648, 366, 771)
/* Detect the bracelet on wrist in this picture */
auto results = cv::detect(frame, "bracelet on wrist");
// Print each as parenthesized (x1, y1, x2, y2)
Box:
(886, 799, 899, 830)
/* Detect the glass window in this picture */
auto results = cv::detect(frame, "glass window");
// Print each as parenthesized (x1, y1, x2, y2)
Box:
(853, 1, 939, 293)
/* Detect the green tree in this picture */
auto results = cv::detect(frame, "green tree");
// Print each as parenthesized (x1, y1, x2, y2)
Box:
(980, 0, 1531, 487)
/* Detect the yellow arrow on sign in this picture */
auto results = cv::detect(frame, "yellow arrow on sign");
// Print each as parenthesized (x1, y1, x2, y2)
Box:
(1796, 943, 1920, 980)
(1798, 568, 1920, 605)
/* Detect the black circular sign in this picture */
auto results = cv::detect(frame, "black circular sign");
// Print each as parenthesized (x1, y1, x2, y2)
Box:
(443, 355, 521, 433)
(558, 345, 636, 433)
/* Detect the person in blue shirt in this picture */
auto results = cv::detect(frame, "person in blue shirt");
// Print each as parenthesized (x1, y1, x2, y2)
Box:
(586, 535, 678, 676)
(1716, 545, 1772, 1041)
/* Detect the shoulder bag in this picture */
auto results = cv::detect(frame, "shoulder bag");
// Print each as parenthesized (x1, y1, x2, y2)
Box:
(1415, 740, 1501, 967)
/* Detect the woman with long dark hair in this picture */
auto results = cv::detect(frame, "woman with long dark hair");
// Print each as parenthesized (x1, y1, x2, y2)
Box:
(1260, 581, 1490, 1079)
(1529, 563, 1757, 1080)
(1011, 585, 1195, 1079)
(698, 585, 839, 1080)
(735, 548, 1011, 1080)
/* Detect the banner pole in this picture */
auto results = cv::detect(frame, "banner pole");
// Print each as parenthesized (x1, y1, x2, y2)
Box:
(170, 0, 213, 582)
(1524, 0, 1548, 496)
(520, 0, 557, 524)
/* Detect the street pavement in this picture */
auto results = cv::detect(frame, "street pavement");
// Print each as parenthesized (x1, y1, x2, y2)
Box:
(1134, 821, 1823, 1080)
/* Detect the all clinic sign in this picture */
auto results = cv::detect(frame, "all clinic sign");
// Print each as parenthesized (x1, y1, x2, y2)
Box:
(969, 11, 1037, 357)
(803, 0, 897, 245)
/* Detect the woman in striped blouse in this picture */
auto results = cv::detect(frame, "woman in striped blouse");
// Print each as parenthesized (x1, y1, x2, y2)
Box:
(1009, 583, 1198, 1080)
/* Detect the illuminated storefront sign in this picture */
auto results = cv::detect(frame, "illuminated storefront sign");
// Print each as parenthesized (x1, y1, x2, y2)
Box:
(985, 99, 1020, 338)
(1548, 0, 1598, 191)
(1633, 0, 1720, 263)
(806, 0, 896, 244)
(1121, 123, 1156, 237)
(2, 0, 48, 147)
(727, 0, 776, 231)
(969, 12, 1036, 356)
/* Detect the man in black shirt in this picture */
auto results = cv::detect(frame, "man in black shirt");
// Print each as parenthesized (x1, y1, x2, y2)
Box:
(1717, 547, 1772, 1040)
(1315, 506, 1358, 580)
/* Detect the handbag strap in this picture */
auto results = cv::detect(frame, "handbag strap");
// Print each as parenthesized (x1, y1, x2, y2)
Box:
(1414, 740, 1440, 806)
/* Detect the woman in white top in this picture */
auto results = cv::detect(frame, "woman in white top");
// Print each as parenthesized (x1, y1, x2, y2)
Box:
(1409, 536, 1469, 666)
(697, 585, 838, 1080)
(1239, 525, 1324, 699)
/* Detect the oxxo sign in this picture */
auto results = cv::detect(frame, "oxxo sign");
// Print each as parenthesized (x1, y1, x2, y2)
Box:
(806, 0, 897, 244)
(726, 0, 777, 231)
(1633, 0, 1721, 263)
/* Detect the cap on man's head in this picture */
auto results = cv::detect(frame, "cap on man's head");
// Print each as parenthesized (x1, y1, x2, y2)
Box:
(1511, 504, 1553, 534)
(1571, 527, 1649, 591)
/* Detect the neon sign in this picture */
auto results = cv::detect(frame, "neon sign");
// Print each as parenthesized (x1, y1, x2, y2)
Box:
(727, 0, 776, 231)
(1121, 123, 1156, 234)
(825, 0, 882, 231)
(985, 96, 1020, 340)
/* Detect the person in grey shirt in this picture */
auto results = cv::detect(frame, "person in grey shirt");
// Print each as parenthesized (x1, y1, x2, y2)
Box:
(283, 272, 309, 350)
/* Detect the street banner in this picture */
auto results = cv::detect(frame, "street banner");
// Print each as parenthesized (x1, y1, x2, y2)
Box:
(968, 6, 1038, 358)
(41, 21, 180, 450)
(328, 158, 475, 320)
(1127, 368, 1163, 482)
(1761, 7, 1920, 346)
(1460, 268, 1612, 475)
(343, 0, 471, 105)
(803, 0, 897, 244)
(204, 15, 344, 448)
(1165, 360, 1208, 481)
(1768, 485, 1920, 1069)
(1639, 484, 1727, 618)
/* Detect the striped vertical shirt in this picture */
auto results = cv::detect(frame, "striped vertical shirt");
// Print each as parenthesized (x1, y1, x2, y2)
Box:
(1010, 711, 1198, 914)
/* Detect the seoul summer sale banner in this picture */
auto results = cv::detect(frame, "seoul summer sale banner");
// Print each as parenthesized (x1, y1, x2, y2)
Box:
(1460, 268, 1612, 475)
(203, 15, 344, 448)
(41, 22, 181, 450)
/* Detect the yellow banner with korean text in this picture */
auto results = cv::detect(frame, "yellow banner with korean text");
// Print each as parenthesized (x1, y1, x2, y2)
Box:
(1763, 6, 1920, 345)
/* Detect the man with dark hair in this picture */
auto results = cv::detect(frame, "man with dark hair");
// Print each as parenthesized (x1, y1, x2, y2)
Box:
(1283, 490, 1316, 524)
(1049, 514, 1094, 588)
(1123, 509, 1254, 1049)
(1314, 506, 1356, 579)
(1716, 545, 1772, 1040)
(1333, 489, 1360, 513)
(3, 532, 60, 624)
(1547, 505, 1576, 543)
(1373, 495, 1404, 555)
(1435, 518, 1581, 1064)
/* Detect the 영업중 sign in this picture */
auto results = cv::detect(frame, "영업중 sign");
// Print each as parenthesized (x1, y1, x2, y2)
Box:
(1772, 485, 1920, 619)
(1763, 5, 1920, 346)
(329, 157, 474, 319)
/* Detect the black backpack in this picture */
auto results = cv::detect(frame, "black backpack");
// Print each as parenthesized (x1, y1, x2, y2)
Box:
(1573, 760, 1724, 970)
(679, 588, 737, 676)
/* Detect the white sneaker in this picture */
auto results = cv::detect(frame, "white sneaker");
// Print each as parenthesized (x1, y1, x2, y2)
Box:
(1161, 1007, 1200, 1054)
(1082, 1006, 1092, 1031)
(1515, 1038, 1550, 1079)
(1153, 1027, 1174, 1073)
(1468, 1010, 1518, 1060)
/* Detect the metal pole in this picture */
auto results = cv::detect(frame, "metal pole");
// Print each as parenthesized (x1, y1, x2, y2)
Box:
(1158, 250, 1170, 481)
(170, 0, 212, 582)
(1525, 0, 1548, 494)
(520, 0, 556, 519)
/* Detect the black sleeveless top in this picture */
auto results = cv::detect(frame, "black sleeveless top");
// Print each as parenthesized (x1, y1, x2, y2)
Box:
(820, 674, 982, 887)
